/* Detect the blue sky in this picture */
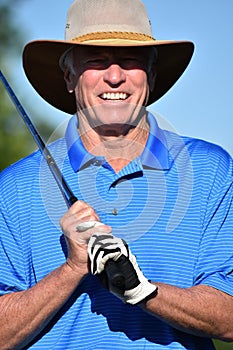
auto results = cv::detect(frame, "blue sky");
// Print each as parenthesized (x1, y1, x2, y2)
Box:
(10, 0, 233, 156)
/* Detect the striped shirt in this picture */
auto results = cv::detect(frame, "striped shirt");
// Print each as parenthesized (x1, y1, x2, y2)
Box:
(0, 113, 233, 349)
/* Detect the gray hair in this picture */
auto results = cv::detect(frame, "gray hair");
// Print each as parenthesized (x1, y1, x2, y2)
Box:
(59, 46, 76, 73)
(148, 46, 158, 72)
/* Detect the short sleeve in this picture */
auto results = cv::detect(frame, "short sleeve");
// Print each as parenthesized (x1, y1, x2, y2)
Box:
(193, 145, 233, 296)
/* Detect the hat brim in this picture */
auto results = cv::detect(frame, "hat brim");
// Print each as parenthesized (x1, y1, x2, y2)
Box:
(23, 39, 194, 114)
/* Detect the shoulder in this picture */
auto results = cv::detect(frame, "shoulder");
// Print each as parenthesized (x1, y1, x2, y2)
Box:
(164, 130, 233, 173)
(183, 136, 233, 177)
(179, 137, 233, 200)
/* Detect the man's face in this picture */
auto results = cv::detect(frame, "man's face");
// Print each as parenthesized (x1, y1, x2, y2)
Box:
(65, 46, 155, 134)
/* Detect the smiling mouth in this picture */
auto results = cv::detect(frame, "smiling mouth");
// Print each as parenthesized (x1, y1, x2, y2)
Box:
(100, 92, 129, 100)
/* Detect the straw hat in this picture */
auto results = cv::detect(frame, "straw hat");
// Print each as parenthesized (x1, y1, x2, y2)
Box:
(23, 0, 194, 114)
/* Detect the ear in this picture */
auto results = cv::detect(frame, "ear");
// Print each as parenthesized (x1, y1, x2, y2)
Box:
(64, 68, 76, 93)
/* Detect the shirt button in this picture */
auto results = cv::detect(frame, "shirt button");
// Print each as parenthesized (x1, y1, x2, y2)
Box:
(112, 208, 118, 216)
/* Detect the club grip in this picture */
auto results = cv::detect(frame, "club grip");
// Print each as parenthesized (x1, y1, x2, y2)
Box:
(105, 259, 125, 289)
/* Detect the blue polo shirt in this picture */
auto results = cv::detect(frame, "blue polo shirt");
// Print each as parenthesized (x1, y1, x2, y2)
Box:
(0, 113, 233, 349)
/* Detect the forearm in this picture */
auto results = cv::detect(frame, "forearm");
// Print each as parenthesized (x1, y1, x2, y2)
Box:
(142, 283, 233, 341)
(0, 262, 85, 349)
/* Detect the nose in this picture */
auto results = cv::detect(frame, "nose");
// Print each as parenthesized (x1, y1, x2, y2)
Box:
(103, 63, 126, 86)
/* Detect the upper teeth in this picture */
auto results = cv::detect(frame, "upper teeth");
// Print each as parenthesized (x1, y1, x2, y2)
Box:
(101, 92, 128, 100)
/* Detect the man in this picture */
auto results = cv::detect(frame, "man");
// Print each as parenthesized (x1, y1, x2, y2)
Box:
(0, 0, 233, 349)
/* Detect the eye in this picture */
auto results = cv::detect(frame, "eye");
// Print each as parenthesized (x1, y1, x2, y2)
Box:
(121, 57, 145, 70)
(85, 58, 108, 69)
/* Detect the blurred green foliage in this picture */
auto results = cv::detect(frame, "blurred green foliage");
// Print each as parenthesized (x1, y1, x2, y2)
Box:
(0, 0, 54, 171)
(214, 340, 233, 350)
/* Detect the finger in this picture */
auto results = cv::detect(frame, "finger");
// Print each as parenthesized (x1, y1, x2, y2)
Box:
(64, 229, 94, 244)
(76, 221, 112, 235)
(76, 221, 103, 232)
(69, 200, 101, 222)
(60, 200, 101, 231)
(65, 222, 112, 244)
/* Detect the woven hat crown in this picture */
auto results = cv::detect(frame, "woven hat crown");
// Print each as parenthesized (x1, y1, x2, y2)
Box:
(65, 0, 155, 44)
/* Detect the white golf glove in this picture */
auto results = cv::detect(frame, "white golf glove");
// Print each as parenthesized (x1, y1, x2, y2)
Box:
(88, 233, 157, 305)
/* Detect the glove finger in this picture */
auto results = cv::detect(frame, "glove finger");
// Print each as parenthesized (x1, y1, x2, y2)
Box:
(88, 237, 123, 274)
(90, 249, 104, 275)
(88, 233, 123, 256)
(88, 233, 130, 275)
(88, 233, 114, 258)
(96, 251, 122, 274)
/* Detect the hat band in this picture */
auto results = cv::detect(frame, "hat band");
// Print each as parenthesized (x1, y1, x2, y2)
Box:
(71, 31, 156, 43)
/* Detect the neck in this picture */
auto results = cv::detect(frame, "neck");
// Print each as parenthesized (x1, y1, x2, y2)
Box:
(78, 114, 149, 173)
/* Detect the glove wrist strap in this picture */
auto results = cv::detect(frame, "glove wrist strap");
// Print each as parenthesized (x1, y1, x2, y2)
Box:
(124, 281, 158, 305)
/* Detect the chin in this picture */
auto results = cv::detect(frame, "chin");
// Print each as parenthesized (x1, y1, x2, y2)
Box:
(94, 122, 134, 136)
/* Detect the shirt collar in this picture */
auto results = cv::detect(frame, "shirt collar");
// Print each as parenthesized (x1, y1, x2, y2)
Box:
(65, 112, 170, 172)
(141, 112, 170, 170)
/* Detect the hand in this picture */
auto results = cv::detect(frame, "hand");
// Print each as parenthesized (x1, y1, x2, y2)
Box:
(88, 233, 157, 305)
(60, 201, 111, 275)
(88, 233, 128, 275)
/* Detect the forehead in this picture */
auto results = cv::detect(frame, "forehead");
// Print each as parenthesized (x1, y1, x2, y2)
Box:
(73, 45, 152, 58)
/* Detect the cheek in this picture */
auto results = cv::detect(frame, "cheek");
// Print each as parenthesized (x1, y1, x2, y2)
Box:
(132, 70, 147, 85)
(130, 71, 149, 98)
(81, 70, 100, 90)
(75, 71, 100, 106)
